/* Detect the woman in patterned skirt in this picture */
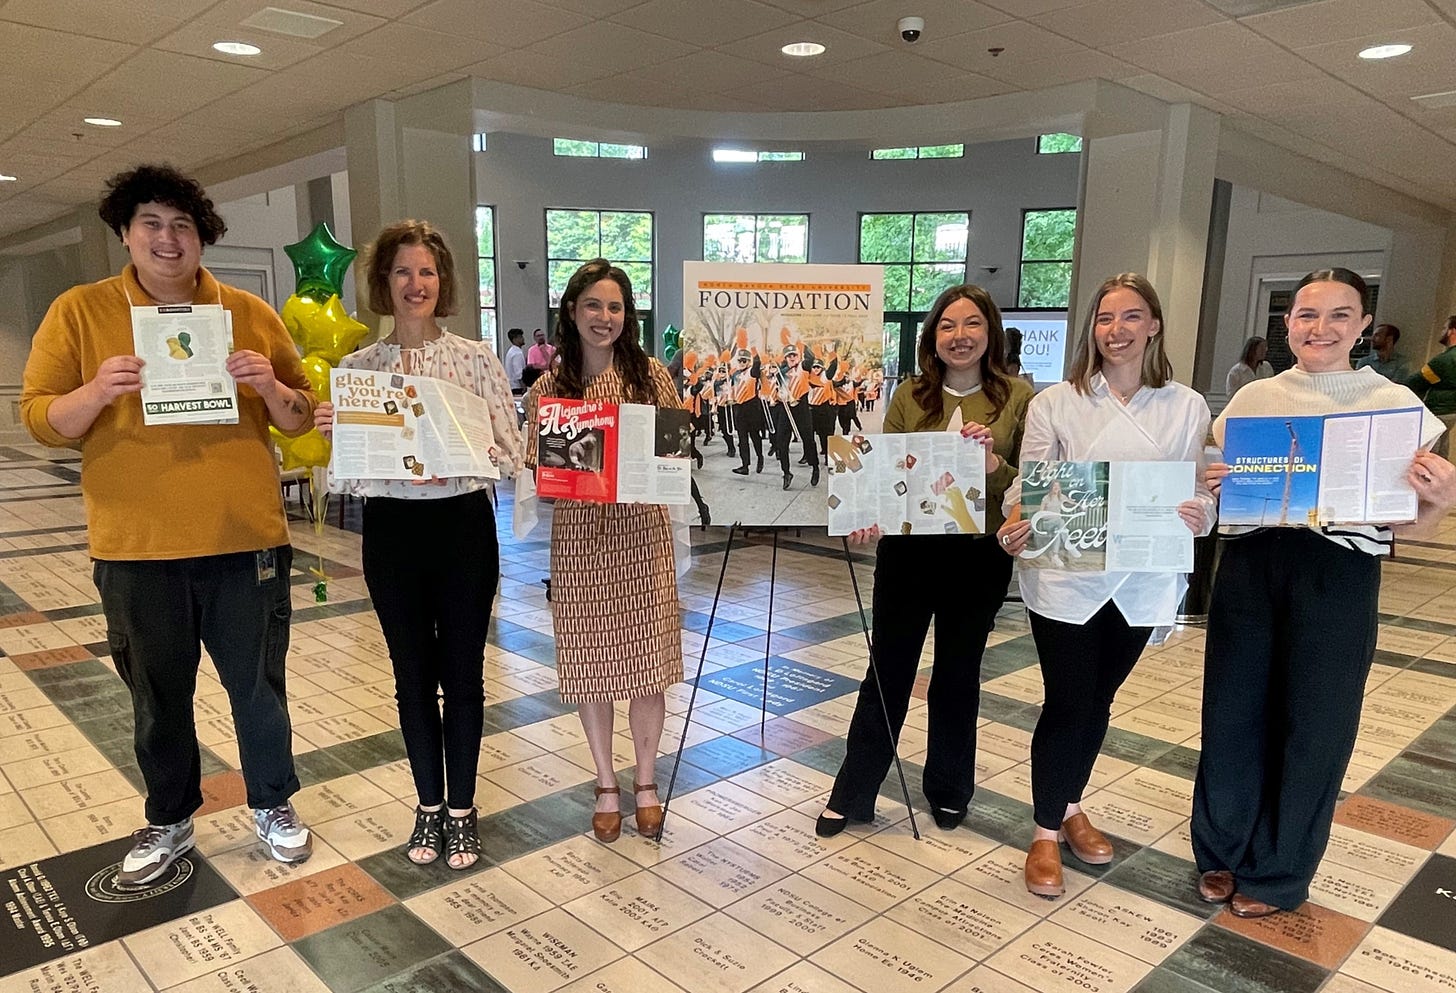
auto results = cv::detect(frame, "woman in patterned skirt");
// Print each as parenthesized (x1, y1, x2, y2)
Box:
(523, 258, 684, 843)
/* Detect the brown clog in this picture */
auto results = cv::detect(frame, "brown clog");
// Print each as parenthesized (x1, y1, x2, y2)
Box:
(1060, 812, 1113, 865)
(592, 785, 621, 843)
(1025, 839, 1065, 897)
(632, 782, 663, 837)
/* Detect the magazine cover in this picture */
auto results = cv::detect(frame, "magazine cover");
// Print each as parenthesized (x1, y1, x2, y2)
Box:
(681, 262, 885, 527)
(1019, 460, 1110, 571)
(330, 369, 500, 481)
(825, 432, 986, 536)
(1219, 415, 1325, 527)
(535, 398, 691, 505)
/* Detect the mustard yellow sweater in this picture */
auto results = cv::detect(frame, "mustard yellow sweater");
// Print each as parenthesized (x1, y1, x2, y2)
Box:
(21, 265, 316, 560)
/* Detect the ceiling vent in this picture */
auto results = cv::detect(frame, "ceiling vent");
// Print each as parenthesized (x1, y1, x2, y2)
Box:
(239, 7, 344, 39)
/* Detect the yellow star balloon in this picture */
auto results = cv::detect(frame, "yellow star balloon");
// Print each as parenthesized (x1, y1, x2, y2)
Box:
(272, 424, 330, 471)
(297, 294, 369, 365)
(280, 291, 327, 353)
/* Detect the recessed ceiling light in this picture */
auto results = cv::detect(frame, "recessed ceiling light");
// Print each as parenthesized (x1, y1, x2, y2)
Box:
(83, 117, 122, 127)
(1358, 43, 1412, 60)
(781, 41, 826, 57)
(0, 174, 17, 182)
(213, 40, 262, 56)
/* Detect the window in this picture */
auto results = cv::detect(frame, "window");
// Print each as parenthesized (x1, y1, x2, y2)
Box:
(870, 144, 964, 160)
(711, 148, 804, 163)
(471, 133, 487, 152)
(703, 213, 809, 263)
(545, 209, 654, 320)
(1018, 208, 1077, 309)
(858, 212, 969, 313)
(1037, 133, 1083, 154)
(553, 138, 647, 159)
(474, 206, 498, 350)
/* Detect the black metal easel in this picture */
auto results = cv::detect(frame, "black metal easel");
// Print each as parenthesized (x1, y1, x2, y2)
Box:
(656, 523, 920, 841)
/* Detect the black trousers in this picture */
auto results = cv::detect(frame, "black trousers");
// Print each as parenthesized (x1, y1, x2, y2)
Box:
(363, 489, 499, 810)
(95, 546, 300, 826)
(1028, 602, 1152, 831)
(812, 403, 837, 468)
(717, 406, 733, 449)
(736, 402, 765, 470)
(788, 401, 818, 467)
(1191, 529, 1379, 908)
(766, 403, 792, 476)
(827, 534, 1012, 819)
(838, 402, 860, 432)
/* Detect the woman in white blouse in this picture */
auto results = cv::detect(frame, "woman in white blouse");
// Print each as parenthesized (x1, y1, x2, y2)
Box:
(1225, 336, 1273, 398)
(997, 273, 1214, 898)
(315, 220, 523, 871)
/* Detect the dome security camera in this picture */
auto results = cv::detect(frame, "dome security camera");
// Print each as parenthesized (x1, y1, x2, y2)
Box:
(898, 16, 924, 43)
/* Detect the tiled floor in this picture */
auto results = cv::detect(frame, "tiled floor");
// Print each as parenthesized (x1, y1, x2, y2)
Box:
(1, 440, 1455, 993)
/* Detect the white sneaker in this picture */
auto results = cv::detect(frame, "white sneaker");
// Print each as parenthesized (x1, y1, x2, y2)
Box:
(254, 803, 312, 863)
(118, 819, 194, 888)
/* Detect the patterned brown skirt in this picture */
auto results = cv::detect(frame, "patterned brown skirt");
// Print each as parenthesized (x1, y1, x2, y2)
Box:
(549, 500, 683, 703)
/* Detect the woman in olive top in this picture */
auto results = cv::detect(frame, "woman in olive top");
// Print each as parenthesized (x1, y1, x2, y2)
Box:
(817, 284, 1033, 836)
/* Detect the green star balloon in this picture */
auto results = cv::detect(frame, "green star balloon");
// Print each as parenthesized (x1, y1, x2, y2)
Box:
(285, 222, 357, 299)
(662, 324, 681, 361)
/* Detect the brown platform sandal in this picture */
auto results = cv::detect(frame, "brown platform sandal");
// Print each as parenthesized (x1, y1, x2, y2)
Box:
(633, 782, 663, 836)
(592, 785, 622, 843)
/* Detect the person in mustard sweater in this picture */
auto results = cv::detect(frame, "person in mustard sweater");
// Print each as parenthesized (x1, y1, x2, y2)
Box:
(20, 164, 319, 888)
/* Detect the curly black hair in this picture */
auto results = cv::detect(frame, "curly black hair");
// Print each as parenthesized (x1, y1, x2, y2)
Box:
(98, 164, 227, 245)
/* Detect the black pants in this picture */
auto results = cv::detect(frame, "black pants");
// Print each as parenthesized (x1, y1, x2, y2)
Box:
(363, 490, 499, 810)
(1191, 529, 1379, 908)
(1028, 602, 1152, 831)
(838, 402, 860, 432)
(95, 546, 300, 826)
(828, 535, 1012, 819)
(812, 403, 837, 468)
(717, 407, 733, 450)
(766, 403, 792, 476)
(788, 401, 818, 467)
(736, 402, 765, 470)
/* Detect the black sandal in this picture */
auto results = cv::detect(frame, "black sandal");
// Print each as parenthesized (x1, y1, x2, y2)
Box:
(406, 806, 444, 865)
(444, 808, 481, 870)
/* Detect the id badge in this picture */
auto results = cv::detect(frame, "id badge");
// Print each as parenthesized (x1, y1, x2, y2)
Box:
(255, 548, 277, 585)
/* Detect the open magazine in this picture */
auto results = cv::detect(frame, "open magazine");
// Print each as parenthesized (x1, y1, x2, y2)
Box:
(1020, 459, 1195, 573)
(132, 304, 239, 425)
(535, 397, 692, 505)
(1220, 409, 1423, 527)
(330, 369, 499, 480)
(825, 432, 987, 536)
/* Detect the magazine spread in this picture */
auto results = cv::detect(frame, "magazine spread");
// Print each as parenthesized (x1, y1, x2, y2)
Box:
(330, 369, 500, 481)
(825, 432, 987, 536)
(535, 398, 692, 505)
(1020, 459, 1195, 573)
(1220, 408, 1423, 527)
(131, 304, 239, 425)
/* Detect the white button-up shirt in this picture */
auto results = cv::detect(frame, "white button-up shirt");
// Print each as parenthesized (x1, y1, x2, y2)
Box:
(1005, 374, 1215, 626)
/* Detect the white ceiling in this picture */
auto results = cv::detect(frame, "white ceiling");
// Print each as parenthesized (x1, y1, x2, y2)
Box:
(2, 0, 1455, 241)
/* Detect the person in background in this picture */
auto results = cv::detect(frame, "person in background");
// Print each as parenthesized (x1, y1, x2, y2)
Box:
(504, 327, 527, 393)
(1355, 323, 1411, 384)
(1408, 316, 1456, 459)
(523, 259, 683, 843)
(1225, 336, 1273, 397)
(1005, 327, 1036, 386)
(998, 273, 1214, 899)
(784, 346, 819, 483)
(315, 220, 522, 870)
(1194, 269, 1454, 918)
(817, 285, 1032, 837)
(21, 164, 318, 886)
(526, 326, 555, 379)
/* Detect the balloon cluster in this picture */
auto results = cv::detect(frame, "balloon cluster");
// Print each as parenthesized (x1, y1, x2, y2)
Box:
(271, 222, 368, 600)
(661, 324, 681, 362)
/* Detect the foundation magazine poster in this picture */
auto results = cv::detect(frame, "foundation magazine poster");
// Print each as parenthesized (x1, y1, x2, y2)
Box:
(535, 397, 692, 505)
(681, 262, 885, 527)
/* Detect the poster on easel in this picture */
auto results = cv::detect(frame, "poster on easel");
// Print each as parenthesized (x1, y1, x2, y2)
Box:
(680, 262, 885, 527)
(825, 432, 987, 536)
(535, 397, 692, 505)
